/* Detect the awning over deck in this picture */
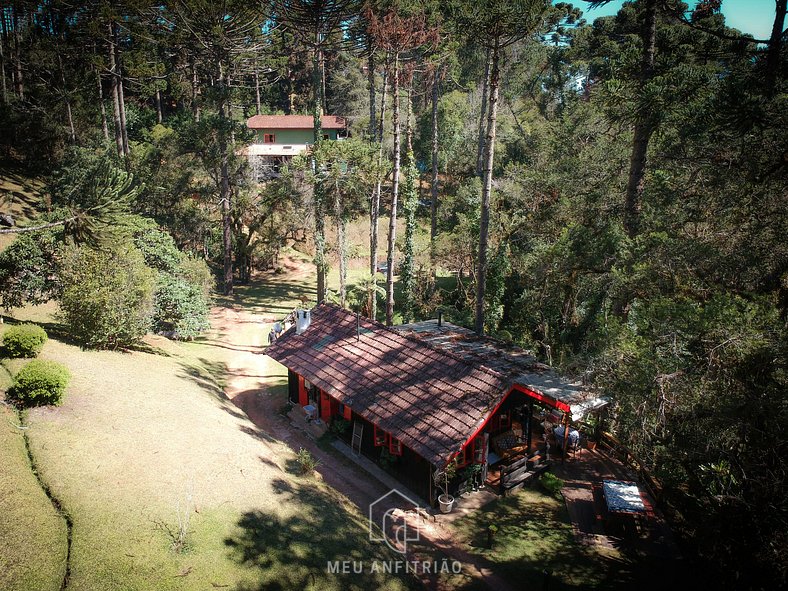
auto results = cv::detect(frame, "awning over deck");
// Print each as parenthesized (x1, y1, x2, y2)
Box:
(393, 320, 609, 422)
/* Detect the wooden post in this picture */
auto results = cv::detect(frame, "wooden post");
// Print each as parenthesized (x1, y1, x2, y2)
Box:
(526, 401, 534, 453)
(562, 414, 569, 463)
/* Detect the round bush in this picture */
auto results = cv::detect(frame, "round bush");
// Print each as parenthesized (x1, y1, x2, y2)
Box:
(2, 324, 48, 358)
(11, 359, 71, 407)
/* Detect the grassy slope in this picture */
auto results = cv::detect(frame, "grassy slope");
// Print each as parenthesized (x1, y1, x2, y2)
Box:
(0, 333, 67, 591)
(5, 303, 409, 591)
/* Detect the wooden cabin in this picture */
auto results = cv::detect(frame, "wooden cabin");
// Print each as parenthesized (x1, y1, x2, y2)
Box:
(266, 304, 607, 504)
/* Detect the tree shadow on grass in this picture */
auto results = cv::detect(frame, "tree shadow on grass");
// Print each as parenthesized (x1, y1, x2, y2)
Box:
(225, 484, 415, 591)
(455, 487, 682, 591)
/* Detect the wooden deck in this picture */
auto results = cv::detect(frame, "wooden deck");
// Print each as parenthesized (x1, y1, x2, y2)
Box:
(552, 446, 679, 559)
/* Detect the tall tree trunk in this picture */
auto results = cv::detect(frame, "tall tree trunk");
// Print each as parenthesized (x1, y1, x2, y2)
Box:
(476, 47, 491, 177)
(313, 35, 328, 304)
(254, 66, 261, 114)
(155, 88, 163, 123)
(429, 65, 440, 260)
(12, 6, 23, 101)
(367, 50, 376, 139)
(110, 23, 129, 156)
(369, 62, 388, 320)
(475, 41, 500, 336)
(385, 52, 401, 326)
(401, 85, 417, 323)
(765, 0, 787, 94)
(218, 67, 233, 296)
(336, 184, 347, 307)
(623, 0, 657, 239)
(57, 52, 75, 144)
(0, 11, 8, 105)
(95, 60, 109, 142)
(108, 30, 124, 158)
(321, 48, 327, 115)
(192, 60, 200, 122)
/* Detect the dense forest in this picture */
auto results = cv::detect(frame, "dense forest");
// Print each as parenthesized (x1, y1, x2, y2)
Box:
(0, 0, 785, 588)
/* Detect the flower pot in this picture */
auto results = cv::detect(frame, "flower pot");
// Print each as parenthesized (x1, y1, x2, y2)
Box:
(438, 494, 454, 514)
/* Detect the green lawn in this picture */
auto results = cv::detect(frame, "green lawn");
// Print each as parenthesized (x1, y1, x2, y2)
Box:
(0, 306, 412, 591)
(452, 487, 619, 590)
(0, 331, 67, 591)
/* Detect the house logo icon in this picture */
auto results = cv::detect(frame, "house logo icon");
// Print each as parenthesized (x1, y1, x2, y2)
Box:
(369, 489, 421, 554)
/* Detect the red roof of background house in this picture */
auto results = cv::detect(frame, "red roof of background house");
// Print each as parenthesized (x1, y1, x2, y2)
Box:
(266, 304, 507, 466)
(247, 115, 346, 130)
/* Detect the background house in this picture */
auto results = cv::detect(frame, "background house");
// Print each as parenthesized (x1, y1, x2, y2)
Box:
(245, 114, 347, 180)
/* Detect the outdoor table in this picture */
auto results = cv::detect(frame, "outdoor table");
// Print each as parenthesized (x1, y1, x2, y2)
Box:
(601, 479, 647, 535)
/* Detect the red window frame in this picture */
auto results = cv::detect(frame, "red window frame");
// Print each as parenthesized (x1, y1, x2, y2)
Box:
(374, 425, 389, 447)
(263, 133, 276, 143)
(389, 437, 403, 456)
(474, 438, 486, 464)
(298, 375, 308, 406)
(455, 441, 472, 468)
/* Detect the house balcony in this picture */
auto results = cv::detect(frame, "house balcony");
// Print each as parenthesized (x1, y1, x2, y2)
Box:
(246, 143, 310, 158)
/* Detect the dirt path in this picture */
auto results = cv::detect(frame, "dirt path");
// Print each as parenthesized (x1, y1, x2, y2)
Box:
(213, 259, 514, 591)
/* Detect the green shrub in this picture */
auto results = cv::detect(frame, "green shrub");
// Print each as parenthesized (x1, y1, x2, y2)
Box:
(132, 220, 212, 340)
(329, 417, 350, 437)
(177, 255, 213, 301)
(11, 359, 71, 406)
(295, 448, 319, 475)
(0, 231, 59, 310)
(540, 472, 565, 496)
(58, 244, 156, 349)
(152, 274, 210, 340)
(2, 324, 48, 358)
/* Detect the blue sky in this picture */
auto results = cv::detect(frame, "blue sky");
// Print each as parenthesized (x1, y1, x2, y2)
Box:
(574, 0, 776, 40)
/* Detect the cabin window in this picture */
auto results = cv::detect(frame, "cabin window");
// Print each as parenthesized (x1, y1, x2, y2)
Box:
(474, 438, 487, 464)
(338, 403, 345, 416)
(263, 133, 276, 143)
(322, 133, 329, 140)
(374, 425, 389, 447)
(456, 442, 472, 467)
(389, 437, 403, 456)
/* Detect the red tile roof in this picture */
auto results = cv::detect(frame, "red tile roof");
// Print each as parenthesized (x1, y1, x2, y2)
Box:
(393, 320, 607, 419)
(266, 304, 507, 466)
(247, 114, 346, 130)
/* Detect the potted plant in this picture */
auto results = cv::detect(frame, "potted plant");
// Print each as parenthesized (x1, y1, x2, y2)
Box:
(460, 464, 482, 493)
(583, 415, 600, 450)
(436, 460, 458, 513)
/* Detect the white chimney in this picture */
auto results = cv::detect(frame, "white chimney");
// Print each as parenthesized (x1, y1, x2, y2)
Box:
(295, 309, 311, 335)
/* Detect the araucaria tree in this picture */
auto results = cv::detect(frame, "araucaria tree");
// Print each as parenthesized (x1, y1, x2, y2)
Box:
(449, 0, 549, 335)
(274, 0, 358, 303)
(367, 4, 438, 325)
(167, 1, 265, 296)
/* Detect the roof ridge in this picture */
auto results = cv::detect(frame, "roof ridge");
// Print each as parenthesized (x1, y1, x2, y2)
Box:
(317, 303, 508, 385)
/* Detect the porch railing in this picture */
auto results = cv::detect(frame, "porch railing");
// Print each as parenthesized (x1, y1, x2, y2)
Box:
(499, 453, 550, 496)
